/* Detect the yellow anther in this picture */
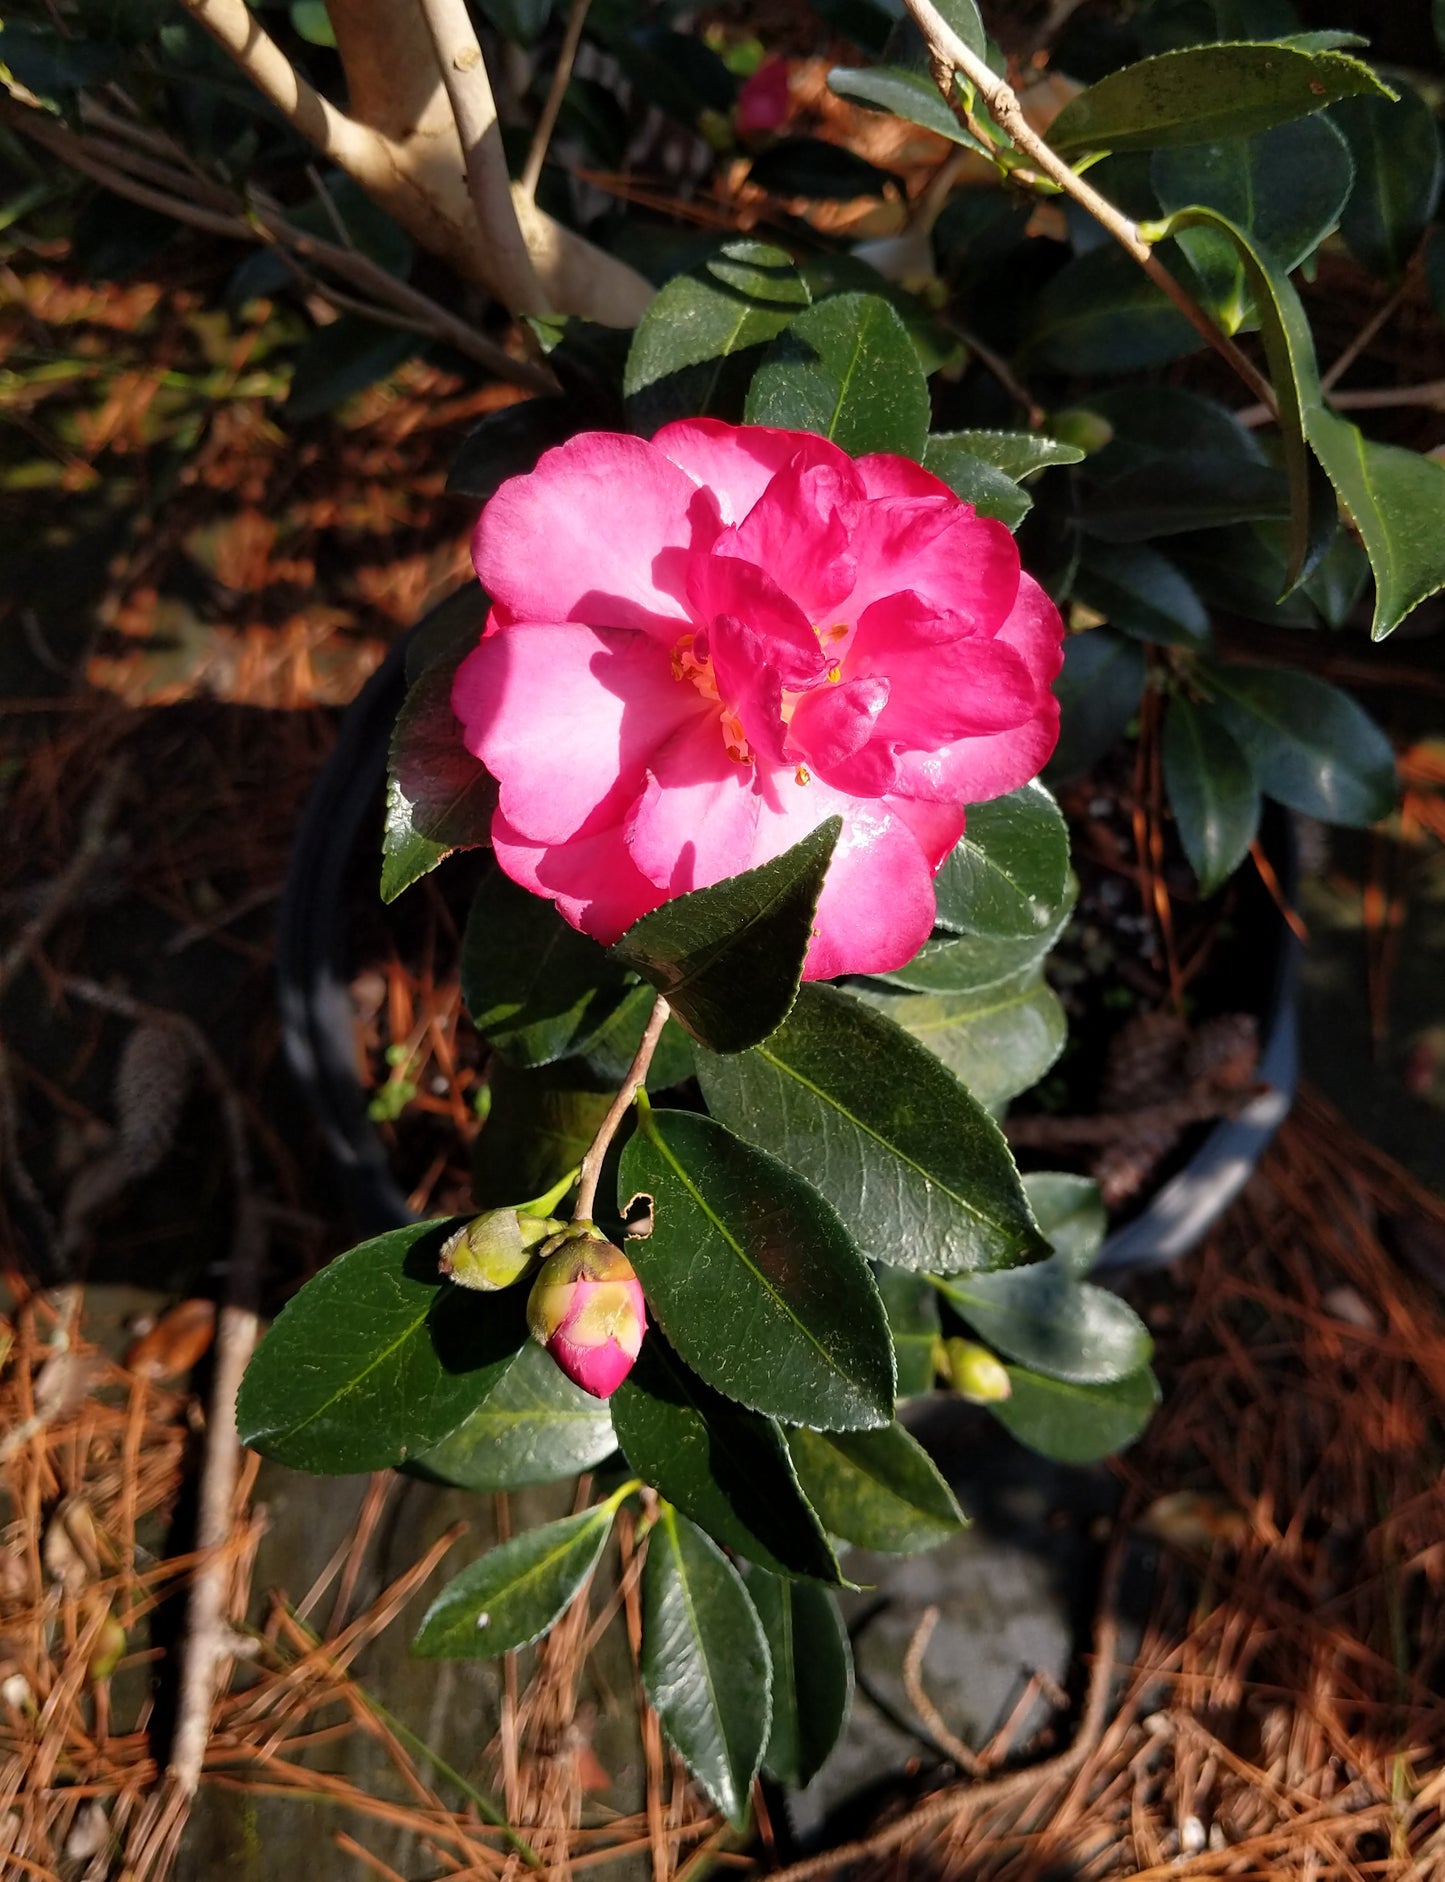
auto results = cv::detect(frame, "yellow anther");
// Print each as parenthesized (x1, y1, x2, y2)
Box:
(795, 764, 811, 786)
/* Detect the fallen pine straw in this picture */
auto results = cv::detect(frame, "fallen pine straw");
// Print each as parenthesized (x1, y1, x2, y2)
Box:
(4, 1088, 1445, 1880)
(768, 1088, 1445, 1882)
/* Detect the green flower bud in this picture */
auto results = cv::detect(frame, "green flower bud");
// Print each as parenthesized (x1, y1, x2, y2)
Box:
(939, 1337, 1011, 1404)
(439, 1210, 564, 1292)
(1047, 406, 1114, 455)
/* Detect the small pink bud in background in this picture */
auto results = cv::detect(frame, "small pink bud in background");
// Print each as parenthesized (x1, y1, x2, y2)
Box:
(736, 57, 790, 134)
(527, 1236, 646, 1399)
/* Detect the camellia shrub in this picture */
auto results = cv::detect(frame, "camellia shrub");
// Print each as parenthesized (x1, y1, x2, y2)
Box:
(8, 0, 1441, 1822)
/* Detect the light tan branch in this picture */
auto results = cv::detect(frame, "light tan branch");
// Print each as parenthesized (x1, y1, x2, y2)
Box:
(573, 997, 671, 1223)
(178, 0, 382, 177)
(901, 0, 1276, 412)
(1235, 378, 1445, 428)
(415, 0, 548, 312)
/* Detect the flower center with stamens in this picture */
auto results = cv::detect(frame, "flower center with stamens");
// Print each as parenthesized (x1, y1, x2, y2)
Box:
(671, 631, 752, 764)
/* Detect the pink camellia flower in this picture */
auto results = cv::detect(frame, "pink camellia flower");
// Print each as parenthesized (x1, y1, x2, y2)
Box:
(453, 420, 1064, 980)
(526, 1235, 647, 1399)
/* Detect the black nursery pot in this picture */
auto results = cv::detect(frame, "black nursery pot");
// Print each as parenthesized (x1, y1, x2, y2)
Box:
(278, 619, 1300, 1266)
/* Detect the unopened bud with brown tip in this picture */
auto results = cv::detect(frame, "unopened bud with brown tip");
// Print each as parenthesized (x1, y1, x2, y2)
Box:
(938, 1337, 1012, 1405)
(439, 1210, 563, 1292)
(527, 1235, 646, 1400)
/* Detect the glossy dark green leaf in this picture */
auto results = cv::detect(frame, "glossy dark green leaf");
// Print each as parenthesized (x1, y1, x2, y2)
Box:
(876, 889, 1075, 999)
(611, 819, 840, 1055)
(447, 397, 592, 500)
(933, 783, 1071, 940)
(854, 978, 1067, 1111)
(1074, 542, 1209, 647)
(1139, 202, 1445, 630)
(749, 1571, 853, 1787)
(1137, 206, 1318, 583)
(1162, 694, 1261, 895)
(933, 0, 987, 58)
(470, 1062, 614, 1208)
(413, 1503, 617, 1658)
(935, 1264, 1153, 1384)
(1205, 664, 1395, 826)
(1168, 523, 1321, 629)
(614, 27, 737, 124)
(696, 985, 1045, 1276)
(1079, 385, 1266, 472)
(619, 1108, 894, 1430)
(920, 437, 1031, 528)
(461, 870, 632, 1068)
(1046, 42, 1391, 155)
(990, 1363, 1159, 1462)
(1022, 245, 1203, 373)
(622, 240, 809, 419)
(642, 1506, 771, 1825)
(787, 1423, 966, 1553)
(826, 64, 976, 146)
(1305, 406, 1445, 640)
(875, 1267, 938, 1398)
(413, 1341, 617, 1491)
(1080, 451, 1289, 540)
(1150, 114, 1355, 329)
(748, 138, 900, 200)
(286, 316, 417, 419)
(746, 292, 930, 458)
(1021, 1173, 1106, 1278)
(938, 429, 1085, 480)
(1333, 87, 1443, 281)
(1044, 630, 1146, 783)
(382, 616, 497, 901)
(237, 1221, 529, 1473)
(611, 1336, 840, 1581)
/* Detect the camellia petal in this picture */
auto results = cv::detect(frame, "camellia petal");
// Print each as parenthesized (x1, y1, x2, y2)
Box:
(492, 812, 663, 943)
(473, 432, 712, 637)
(725, 455, 863, 618)
(846, 497, 1022, 630)
(453, 623, 700, 846)
(849, 593, 1039, 743)
(653, 418, 858, 527)
(625, 716, 763, 894)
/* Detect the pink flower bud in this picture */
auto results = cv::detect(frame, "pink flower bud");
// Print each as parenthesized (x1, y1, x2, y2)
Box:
(526, 1236, 646, 1400)
(736, 56, 790, 134)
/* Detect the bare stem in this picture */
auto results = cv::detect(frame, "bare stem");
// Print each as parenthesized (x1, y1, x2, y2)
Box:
(520, 0, 593, 201)
(901, 0, 1276, 413)
(1236, 378, 1445, 428)
(572, 996, 671, 1223)
(416, 0, 547, 312)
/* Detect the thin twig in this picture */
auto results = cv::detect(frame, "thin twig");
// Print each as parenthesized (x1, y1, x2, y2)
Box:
(0, 765, 127, 1001)
(573, 997, 671, 1222)
(0, 99, 555, 393)
(1236, 377, 1445, 427)
(1320, 280, 1413, 394)
(416, 0, 546, 313)
(900, 0, 1276, 412)
(902, 1607, 983, 1775)
(521, 0, 593, 201)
